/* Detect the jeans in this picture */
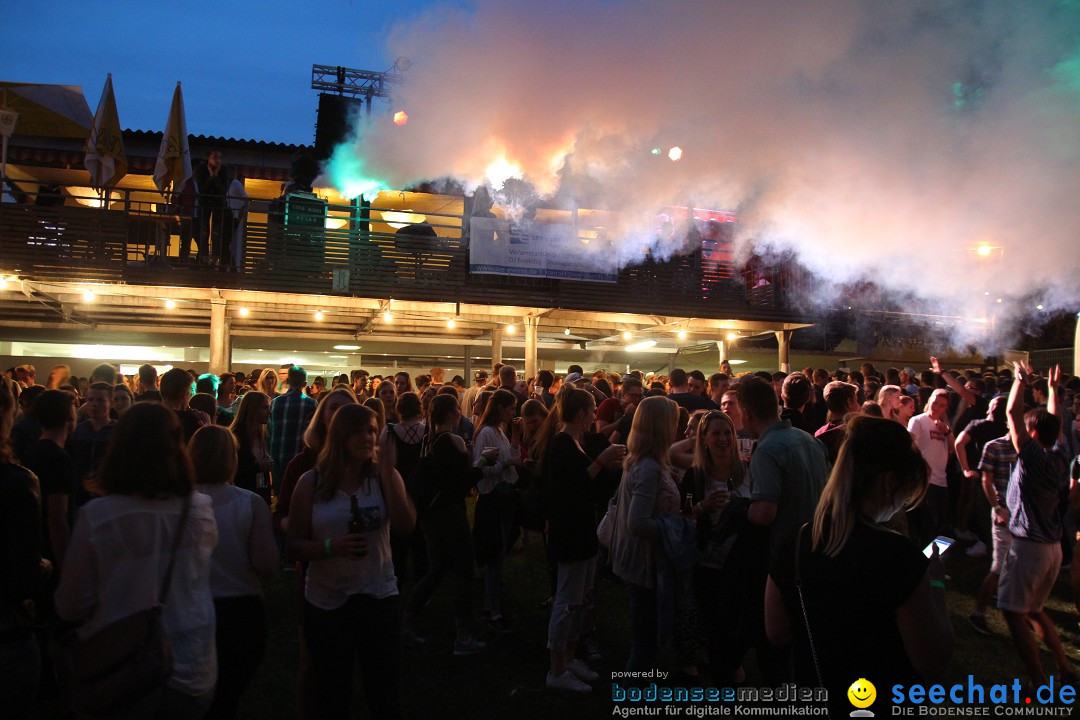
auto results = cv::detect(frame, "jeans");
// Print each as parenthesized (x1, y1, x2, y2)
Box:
(205, 595, 266, 720)
(547, 557, 597, 651)
(199, 205, 233, 265)
(304, 595, 403, 720)
(626, 582, 658, 672)
(406, 509, 474, 627)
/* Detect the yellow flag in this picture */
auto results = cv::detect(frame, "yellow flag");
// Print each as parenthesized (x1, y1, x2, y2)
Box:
(154, 82, 192, 194)
(84, 73, 127, 189)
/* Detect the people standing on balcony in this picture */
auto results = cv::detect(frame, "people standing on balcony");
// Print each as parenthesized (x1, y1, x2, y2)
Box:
(227, 169, 249, 273)
(175, 176, 201, 265)
(195, 149, 232, 270)
(269, 367, 318, 495)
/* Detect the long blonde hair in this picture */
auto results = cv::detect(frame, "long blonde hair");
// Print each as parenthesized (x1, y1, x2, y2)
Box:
(691, 410, 745, 488)
(876, 384, 903, 422)
(624, 396, 678, 478)
(315, 403, 378, 503)
(812, 416, 928, 557)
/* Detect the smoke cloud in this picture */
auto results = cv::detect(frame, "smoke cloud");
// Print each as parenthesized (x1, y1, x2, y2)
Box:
(331, 0, 1080, 347)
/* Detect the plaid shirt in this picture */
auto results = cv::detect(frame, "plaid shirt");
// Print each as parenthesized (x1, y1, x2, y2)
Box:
(978, 435, 1017, 504)
(1007, 437, 1070, 542)
(269, 388, 316, 473)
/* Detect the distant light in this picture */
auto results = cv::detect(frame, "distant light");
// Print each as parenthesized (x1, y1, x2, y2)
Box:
(726, 332, 737, 341)
(506, 324, 516, 334)
(622, 331, 633, 341)
(651, 147, 661, 156)
(314, 311, 325, 321)
(393, 111, 408, 126)
(727, 359, 748, 365)
(383, 311, 393, 323)
(82, 290, 96, 303)
(238, 307, 250, 317)
(996, 298, 1002, 304)
(334, 344, 361, 351)
(668, 146, 683, 162)
(1036, 304, 1044, 310)
(564, 327, 571, 336)
(164, 299, 176, 310)
(976, 244, 992, 257)
(626, 340, 658, 352)
(447, 319, 456, 329)
(678, 330, 687, 340)
(0, 277, 6, 290)
(984, 291, 990, 296)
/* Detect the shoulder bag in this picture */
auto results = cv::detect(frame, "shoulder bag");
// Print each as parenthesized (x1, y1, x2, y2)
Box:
(69, 493, 192, 716)
(794, 522, 825, 687)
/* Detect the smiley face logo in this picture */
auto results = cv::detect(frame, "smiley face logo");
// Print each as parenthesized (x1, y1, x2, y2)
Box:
(848, 678, 876, 709)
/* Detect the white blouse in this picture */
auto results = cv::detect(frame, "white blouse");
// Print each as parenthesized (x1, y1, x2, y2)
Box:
(55, 492, 219, 696)
(472, 424, 518, 495)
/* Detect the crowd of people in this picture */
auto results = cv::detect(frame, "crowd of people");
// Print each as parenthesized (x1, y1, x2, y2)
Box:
(2, 355, 1080, 717)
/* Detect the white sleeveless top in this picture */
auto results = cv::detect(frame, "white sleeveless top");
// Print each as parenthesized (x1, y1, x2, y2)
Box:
(304, 470, 398, 610)
(197, 484, 263, 598)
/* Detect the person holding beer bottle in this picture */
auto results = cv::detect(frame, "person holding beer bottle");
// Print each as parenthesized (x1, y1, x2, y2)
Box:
(287, 404, 415, 719)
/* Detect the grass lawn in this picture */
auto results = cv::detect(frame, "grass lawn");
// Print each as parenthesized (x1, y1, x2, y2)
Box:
(239, 519, 1080, 719)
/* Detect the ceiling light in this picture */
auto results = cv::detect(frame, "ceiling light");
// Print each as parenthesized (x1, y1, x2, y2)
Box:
(333, 344, 361, 351)
(622, 331, 633, 341)
(82, 290, 95, 302)
(726, 332, 737, 341)
(626, 340, 658, 352)
(238, 307, 250, 317)
(314, 311, 325, 321)
(164, 299, 176, 310)
(727, 359, 747, 365)
(678, 330, 687, 340)
(506, 324, 516, 334)
(447, 319, 456, 329)
(976, 244, 992, 257)
(564, 327, 571, 336)
(383, 311, 393, 323)
(0, 277, 6, 290)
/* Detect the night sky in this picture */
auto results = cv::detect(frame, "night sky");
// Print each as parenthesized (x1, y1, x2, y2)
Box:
(0, 0, 450, 145)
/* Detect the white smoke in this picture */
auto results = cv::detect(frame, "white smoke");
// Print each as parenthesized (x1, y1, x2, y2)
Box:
(330, 0, 1080, 346)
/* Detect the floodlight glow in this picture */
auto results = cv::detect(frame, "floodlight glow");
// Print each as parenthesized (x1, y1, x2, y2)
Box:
(668, 146, 683, 161)
(625, 340, 658, 352)
(334, 345, 361, 351)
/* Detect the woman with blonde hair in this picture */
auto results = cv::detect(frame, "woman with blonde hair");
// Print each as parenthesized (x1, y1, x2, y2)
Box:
(876, 384, 905, 423)
(680, 410, 752, 682)
(765, 416, 951, 717)
(257, 368, 278, 398)
(287, 403, 414, 719)
(229, 391, 273, 504)
(190, 425, 278, 720)
(609, 395, 680, 671)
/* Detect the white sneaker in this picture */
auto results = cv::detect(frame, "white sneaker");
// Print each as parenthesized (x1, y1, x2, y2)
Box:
(567, 658, 600, 683)
(965, 540, 988, 558)
(546, 670, 592, 694)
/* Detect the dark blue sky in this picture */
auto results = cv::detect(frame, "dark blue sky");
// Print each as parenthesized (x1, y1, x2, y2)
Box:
(0, 0, 450, 145)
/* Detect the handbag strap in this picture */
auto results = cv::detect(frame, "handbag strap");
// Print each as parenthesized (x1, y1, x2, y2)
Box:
(793, 522, 825, 687)
(158, 493, 193, 606)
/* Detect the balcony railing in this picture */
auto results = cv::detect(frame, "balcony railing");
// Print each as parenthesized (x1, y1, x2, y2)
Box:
(0, 187, 807, 322)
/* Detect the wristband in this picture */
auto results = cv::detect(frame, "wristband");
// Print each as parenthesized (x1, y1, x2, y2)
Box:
(324, 537, 333, 557)
(929, 579, 945, 591)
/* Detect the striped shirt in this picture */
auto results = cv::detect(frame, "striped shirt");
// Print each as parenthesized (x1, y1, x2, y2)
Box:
(269, 388, 316, 474)
(978, 436, 1016, 503)
(1007, 437, 1069, 542)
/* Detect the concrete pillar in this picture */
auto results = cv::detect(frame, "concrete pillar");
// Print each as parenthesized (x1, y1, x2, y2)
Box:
(1074, 312, 1080, 376)
(463, 348, 472, 384)
(716, 340, 726, 364)
(491, 327, 503, 366)
(209, 299, 231, 375)
(524, 317, 539, 381)
(776, 330, 792, 373)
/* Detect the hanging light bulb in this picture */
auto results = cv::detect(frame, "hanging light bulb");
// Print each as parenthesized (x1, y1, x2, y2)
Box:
(622, 331, 633, 341)
(383, 311, 393, 323)
(82, 290, 96, 303)
(314, 311, 325, 321)
(165, 299, 176, 310)
(678, 330, 687, 340)
(238, 307, 250, 317)
(506, 324, 516, 334)
(564, 327, 571, 336)
(447, 319, 456, 329)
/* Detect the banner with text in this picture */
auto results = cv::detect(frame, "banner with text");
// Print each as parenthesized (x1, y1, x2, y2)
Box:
(469, 216, 618, 283)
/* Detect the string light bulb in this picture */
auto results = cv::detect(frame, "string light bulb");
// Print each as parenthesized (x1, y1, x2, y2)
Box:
(622, 331, 633, 341)
(82, 290, 96, 303)
(238, 307, 250, 317)
(678, 330, 687, 340)
(447, 319, 456, 329)
(165, 299, 176, 310)
(726, 332, 737, 341)
(506, 324, 516, 334)
(564, 327, 571, 336)
(314, 311, 325, 321)
(383, 311, 393, 323)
